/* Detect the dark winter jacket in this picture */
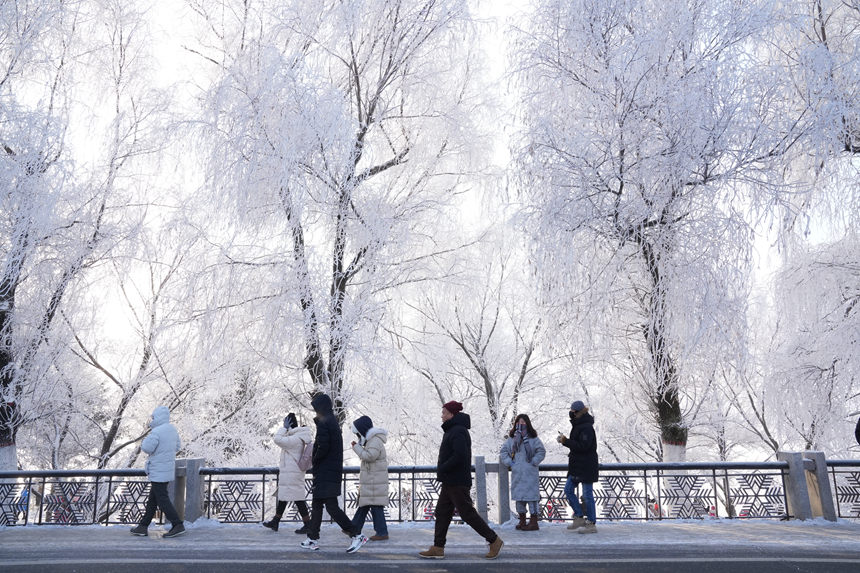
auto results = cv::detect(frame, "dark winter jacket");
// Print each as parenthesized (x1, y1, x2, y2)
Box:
(310, 393, 343, 499)
(436, 412, 473, 487)
(563, 412, 599, 483)
(855, 417, 860, 447)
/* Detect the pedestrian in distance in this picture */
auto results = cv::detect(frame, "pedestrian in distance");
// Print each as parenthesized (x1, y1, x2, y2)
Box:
(349, 415, 390, 541)
(557, 400, 599, 534)
(300, 393, 368, 553)
(263, 412, 313, 533)
(419, 400, 504, 560)
(500, 413, 546, 531)
(130, 406, 186, 538)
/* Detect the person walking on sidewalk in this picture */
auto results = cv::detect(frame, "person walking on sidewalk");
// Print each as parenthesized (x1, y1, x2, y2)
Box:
(419, 401, 504, 560)
(558, 400, 599, 534)
(300, 393, 367, 553)
(263, 413, 313, 534)
(500, 414, 546, 531)
(130, 406, 185, 538)
(349, 415, 390, 541)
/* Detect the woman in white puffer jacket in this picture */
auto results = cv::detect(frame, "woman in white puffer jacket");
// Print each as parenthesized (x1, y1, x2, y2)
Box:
(263, 413, 313, 533)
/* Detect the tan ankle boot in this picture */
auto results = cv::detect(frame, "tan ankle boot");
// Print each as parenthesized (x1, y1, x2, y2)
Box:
(419, 546, 445, 559)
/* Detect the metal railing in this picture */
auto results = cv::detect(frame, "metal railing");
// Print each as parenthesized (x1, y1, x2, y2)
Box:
(521, 462, 792, 523)
(826, 460, 860, 519)
(2, 456, 857, 526)
(0, 468, 161, 526)
(200, 465, 445, 524)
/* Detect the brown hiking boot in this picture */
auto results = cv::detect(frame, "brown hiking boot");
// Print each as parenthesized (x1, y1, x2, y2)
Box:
(370, 535, 389, 541)
(419, 546, 445, 559)
(485, 536, 504, 559)
(522, 515, 539, 531)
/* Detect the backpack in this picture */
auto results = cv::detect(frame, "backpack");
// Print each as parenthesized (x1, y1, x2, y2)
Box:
(295, 440, 314, 472)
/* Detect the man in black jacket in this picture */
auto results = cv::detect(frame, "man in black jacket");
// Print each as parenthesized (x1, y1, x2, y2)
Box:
(419, 401, 503, 560)
(300, 393, 367, 553)
(558, 400, 599, 534)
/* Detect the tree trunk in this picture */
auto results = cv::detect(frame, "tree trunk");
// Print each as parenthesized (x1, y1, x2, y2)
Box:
(638, 235, 687, 460)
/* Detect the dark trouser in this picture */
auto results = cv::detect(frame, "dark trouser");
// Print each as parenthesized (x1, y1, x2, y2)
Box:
(433, 484, 497, 548)
(275, 500, 310, 520)
(307, 497, 356, 540)
(351, 505, 388, 536)
(139, 481, 181, 527)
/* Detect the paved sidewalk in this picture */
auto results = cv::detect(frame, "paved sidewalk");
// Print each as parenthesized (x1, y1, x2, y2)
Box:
(2, 518, 860, 572)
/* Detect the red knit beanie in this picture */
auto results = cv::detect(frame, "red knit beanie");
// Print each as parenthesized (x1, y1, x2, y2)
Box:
(442, 400, 463, 415)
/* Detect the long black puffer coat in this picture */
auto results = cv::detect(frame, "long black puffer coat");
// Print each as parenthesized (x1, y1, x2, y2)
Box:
(564, 412, 599, 483)
(310, 393, 343, 499)
(436, 412, 473, 487)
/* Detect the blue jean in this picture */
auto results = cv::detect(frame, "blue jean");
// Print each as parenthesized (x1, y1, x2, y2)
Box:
(564, 476, 596, 523)
(351, 505, 388, 536)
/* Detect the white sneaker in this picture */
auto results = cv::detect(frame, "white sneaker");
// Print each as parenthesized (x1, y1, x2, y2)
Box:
(346, 534, 368, 553)
(300, 537, 320, 550)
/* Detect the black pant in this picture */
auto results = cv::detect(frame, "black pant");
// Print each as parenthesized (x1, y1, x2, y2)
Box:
(307, 496, 356, 540)
(433, 483, 497, 547)
(274, 499, 310, 520)
(139, 481, 181, 527)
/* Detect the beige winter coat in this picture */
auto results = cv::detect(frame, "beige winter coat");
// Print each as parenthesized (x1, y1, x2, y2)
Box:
(352, 427, 389, 507)
(273, 425, 313, 501)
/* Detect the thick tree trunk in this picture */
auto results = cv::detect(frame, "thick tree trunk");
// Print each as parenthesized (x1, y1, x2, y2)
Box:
(639, 235, 688, 460)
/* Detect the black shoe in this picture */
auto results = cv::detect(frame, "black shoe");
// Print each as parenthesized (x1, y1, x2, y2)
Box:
(163, 523, 186, 538)
(294, 523, 310, 535)
(130, 524, 148, 536)
(263, 517, 280, 532)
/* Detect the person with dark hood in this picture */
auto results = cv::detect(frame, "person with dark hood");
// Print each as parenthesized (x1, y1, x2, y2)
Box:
(263, 412, 313, 533)
(500, 414, 546, 531)
(349, 415, 390, 540)
(300, 393, 367, 553)
(130, 406, 185, 538)
(557, 400, 599, 534)
(419, 401, 504, 560)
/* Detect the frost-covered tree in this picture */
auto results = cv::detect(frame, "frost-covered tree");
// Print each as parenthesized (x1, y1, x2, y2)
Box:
(192, 0, 483, 420)
(2, 0, 171, 470)
(513, 0, 801, 460)
(399, 231, 559, 439)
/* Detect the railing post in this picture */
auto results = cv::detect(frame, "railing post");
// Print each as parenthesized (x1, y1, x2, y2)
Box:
(172, 460, 187, 521)
(497, 454, 510, 524)
(179, 458, 205, 523)
(475, 456, 488, 522)
(777, 451, 813, 520)
(803, 451, 836, 521)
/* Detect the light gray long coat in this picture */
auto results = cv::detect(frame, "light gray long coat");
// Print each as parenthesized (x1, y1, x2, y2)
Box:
(352, 427, 389, 507)
(273, 425, 313, 501)
(500, 435, 546, 502)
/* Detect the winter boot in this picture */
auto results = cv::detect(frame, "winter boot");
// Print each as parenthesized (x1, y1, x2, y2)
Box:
(418, 546, 445, 559)
(522, 514, 539, 531)
(515, 512, 527, 530)
(262, 516, 281, 532)
(567, 515, 587, 530)
(294, 520, 310, 535)
(163, 523, 186, 538)
(578, 521, 597, 534)
(485, 536, 504, 559)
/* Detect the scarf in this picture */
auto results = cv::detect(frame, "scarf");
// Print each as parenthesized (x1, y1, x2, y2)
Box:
(510, 425, 535, 463)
